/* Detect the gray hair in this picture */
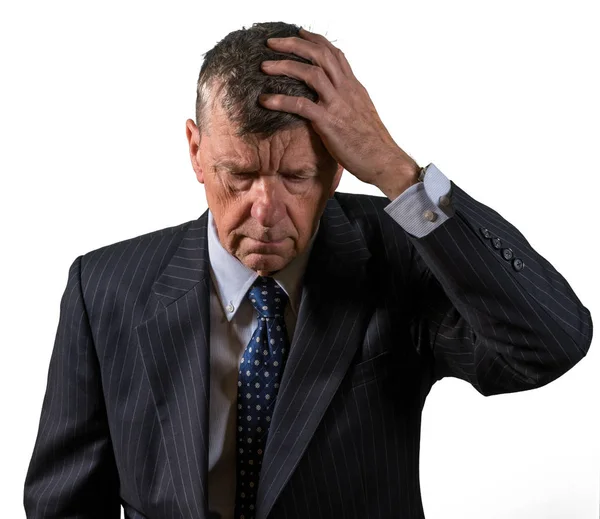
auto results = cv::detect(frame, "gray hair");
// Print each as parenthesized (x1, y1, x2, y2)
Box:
(195, 21, 318, 138)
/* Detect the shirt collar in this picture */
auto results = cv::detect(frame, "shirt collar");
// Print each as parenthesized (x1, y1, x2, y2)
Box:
(207, 210, 319, 322)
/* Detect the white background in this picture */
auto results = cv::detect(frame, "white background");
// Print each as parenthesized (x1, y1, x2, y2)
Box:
(1, 1, 598, 517)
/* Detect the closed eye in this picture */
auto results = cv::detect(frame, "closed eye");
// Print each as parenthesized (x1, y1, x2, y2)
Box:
(282, 174, 307, 182)
(224, 170, 312, 183)
(229, 172, 256, 180)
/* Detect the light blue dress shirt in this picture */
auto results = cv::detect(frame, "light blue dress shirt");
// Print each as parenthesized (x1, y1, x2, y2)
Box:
(206, 163, 452, 518)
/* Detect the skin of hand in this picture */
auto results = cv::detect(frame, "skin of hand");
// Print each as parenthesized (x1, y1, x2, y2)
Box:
(258, 27, 421, 200)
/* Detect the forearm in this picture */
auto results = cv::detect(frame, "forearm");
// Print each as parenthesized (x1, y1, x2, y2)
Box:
(383, 166, 592, 395)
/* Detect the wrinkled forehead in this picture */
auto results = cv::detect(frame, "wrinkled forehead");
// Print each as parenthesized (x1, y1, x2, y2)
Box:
(204, 111, 332, 170)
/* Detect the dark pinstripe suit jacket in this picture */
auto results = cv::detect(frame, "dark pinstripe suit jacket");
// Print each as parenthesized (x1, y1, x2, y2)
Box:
(24, 182, 593, 519)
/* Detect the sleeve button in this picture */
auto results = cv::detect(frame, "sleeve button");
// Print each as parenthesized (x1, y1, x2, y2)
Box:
(480, 227, 493, 239)
(512, 258, 524, 271)
(501, 248, 514, 260)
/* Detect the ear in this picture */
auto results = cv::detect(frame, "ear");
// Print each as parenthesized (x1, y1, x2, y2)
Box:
(329, 163, 344, 197)
(186, 118, 204, 184)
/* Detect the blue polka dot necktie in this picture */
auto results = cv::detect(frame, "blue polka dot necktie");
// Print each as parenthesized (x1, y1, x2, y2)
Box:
(234, 276, 290, 519)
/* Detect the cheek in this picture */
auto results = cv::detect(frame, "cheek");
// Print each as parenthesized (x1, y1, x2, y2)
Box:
(286, 187, 327, 234)
(205, 181, 249, 241)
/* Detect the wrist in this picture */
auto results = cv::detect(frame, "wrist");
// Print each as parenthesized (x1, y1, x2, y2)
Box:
(376, 159, 421, 201)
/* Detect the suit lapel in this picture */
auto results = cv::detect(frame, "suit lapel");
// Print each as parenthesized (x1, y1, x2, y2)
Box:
(256, 196, 372, 519)
(135, 212, 211, 519)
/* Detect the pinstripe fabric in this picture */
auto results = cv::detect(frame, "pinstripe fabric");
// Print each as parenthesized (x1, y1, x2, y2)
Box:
(24, 181, 592, 519)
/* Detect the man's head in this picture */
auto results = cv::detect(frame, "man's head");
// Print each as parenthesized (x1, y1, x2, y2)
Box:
(186, 22, 343, 276)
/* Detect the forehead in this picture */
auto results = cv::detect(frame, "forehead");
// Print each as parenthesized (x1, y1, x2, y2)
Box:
(203, 102, 330, 169)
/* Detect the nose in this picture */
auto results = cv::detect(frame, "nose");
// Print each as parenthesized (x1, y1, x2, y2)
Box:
(250, 177, 286, 229)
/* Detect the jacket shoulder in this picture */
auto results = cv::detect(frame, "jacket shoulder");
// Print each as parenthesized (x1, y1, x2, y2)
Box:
(331, 191, 415, 271)
(332, 191, 405, 241)
(77, 218, 199, 285)
(81, 218, 196, 261)
(333, 191, 391, 218)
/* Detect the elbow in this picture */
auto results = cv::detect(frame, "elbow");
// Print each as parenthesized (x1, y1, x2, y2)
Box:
(475, 323, 593, 397)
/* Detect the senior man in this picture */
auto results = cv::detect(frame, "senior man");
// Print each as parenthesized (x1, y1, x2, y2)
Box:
(24, 21, 592, 519)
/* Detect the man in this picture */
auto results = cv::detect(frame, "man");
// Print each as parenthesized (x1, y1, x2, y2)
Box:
(24, 21, 592, 519)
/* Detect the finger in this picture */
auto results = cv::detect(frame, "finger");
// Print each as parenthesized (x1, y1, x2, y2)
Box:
(258, 93, 326, 122)
(298, 27, 355, 79)
(261, 60, 337, 103)
(267, 35, 346, 87)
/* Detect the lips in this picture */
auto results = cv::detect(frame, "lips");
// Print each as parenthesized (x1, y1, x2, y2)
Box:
(250, 237, 286, 244)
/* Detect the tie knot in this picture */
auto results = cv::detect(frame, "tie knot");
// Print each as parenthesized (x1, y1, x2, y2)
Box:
(247, 276, 289, 318)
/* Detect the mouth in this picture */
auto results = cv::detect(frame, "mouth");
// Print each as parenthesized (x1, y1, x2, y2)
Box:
(247, 237, 288, 245)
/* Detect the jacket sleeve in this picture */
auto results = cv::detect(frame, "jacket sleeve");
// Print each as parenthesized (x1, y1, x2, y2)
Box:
(24, 255, 121, 518)
(387, 175, 593, 396)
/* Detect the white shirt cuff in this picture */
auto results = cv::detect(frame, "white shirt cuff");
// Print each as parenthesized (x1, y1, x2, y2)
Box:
(383, 163, 454, 238)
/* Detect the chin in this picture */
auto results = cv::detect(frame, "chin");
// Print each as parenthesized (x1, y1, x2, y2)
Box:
(241, 253, 291, 275)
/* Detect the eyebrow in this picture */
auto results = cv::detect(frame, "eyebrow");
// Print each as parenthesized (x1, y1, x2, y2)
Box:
(212, 159, 251, 171)
(212, 159, 319, 175)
